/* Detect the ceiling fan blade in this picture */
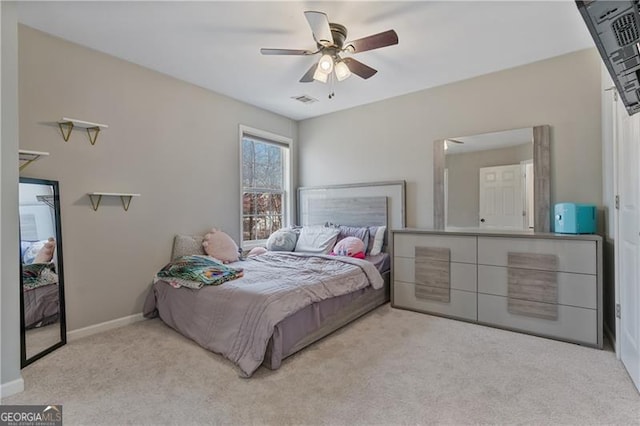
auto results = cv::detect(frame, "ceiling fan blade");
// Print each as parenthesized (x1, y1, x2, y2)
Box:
(304, 11, 334, 46)
(345, 29, 398, 53)
(299, 63, 318, 83)
(343, 58, 377, 79)
(260, 48, 313, 55)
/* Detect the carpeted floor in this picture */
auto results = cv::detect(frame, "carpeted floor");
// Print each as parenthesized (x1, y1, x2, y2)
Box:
(3, 304, 639, 425)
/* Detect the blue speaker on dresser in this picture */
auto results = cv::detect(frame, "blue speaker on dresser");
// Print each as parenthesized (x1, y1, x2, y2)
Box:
(554, 203, 597, 234)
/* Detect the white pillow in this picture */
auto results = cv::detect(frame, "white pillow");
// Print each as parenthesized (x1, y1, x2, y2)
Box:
(369, 226, 387, 255)
(294, 226, 340, 254)
(266, 228, 298, 251)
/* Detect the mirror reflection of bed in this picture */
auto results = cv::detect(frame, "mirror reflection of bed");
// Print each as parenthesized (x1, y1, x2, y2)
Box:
(19, 178, 66, 366)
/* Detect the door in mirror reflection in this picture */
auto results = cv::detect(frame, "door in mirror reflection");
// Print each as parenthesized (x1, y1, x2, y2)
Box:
(19, 177, 66, 367)
(479, 164, 525, 229)
(444, 127, 534, 230)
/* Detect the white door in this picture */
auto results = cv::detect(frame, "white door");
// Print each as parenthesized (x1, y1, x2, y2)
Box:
(444, 169, 449, 228)
(524, 161, 534, 229)
(616, 95, 640, 392)
(479, 164, 524, 229)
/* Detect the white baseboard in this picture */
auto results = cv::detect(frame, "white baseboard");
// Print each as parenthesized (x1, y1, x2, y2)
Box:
(0, 376, 24, 399)
(68, 313, 145, 342)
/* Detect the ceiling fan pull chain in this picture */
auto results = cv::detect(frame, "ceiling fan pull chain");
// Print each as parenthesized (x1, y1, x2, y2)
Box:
(328, 71, 335, 99)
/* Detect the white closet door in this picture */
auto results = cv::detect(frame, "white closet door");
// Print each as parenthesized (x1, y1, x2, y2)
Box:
(616, 94, 640, 393)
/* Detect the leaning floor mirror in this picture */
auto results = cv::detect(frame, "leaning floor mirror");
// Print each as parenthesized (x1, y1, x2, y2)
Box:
(19, 177, 66, 367)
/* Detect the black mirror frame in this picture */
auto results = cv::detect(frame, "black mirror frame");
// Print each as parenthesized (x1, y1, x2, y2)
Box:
(19, 177, 67, 368)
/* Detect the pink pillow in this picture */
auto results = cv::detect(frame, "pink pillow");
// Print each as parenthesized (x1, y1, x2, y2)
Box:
(248, 247, 267, 257)
(202, 229, 239, 263)
(34, 237, 55, 263)
(332, 236, 365, 257)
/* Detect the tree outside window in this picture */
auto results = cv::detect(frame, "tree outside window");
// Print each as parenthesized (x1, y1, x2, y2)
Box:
(241, 135, 289, 245)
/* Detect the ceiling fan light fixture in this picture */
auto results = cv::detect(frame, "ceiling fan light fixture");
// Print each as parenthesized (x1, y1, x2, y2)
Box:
(313, 66, 329, 83)
(318, 54, 334, 73)
(262, 11, 398, 85)
(335, 61, 351, 81)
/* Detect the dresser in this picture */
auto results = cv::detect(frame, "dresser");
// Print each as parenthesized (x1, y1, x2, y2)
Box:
(391, 229, 603, 348)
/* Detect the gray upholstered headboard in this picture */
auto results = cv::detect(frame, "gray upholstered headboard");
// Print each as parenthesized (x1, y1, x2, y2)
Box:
(297, 181, 406, 230)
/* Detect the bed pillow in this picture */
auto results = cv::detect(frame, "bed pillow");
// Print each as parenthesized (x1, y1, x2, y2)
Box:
(332, 236, 365, 258)
(294, 226, 340, 254)
(247, 246, 267, 257)
(22, 239, 53, 264)
(368, 226, 387, 255)
(154, 255, 244, 289)
(266, 228, 299, 251)
(202, 229, 240, 263)
(171, 234, 206, 260)
(331, 225, 370, 253)
(33, 238, 56, 264)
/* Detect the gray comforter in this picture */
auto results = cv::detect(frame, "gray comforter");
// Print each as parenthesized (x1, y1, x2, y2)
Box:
(143, 252, 383, 377)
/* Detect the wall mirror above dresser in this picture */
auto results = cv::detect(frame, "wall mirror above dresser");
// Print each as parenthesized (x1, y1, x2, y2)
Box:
(19, 177, 67, 367)
(433, 125, 550, 232)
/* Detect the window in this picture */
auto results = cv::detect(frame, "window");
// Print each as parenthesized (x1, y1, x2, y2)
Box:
(240, 126, 291, 248)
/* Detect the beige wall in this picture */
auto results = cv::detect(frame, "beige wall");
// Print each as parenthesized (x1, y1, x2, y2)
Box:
(1, 1, 24, 395)
(14, 27, 604, 345)
(18, 26, 297, 331)
(298, 49, 603, 228)
(446, 143, 532, 227)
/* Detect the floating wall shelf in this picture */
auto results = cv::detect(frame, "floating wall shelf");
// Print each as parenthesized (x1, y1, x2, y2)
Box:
(36, 195, 55, 209)
(58, 118, 108, 145)
(19, 149, 49, 171)
(88, 192, 140, 211)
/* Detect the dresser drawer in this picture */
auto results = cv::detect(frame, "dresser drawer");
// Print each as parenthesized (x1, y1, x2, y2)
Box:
(395, 257, 477, 292)
(478, 265, 597, 309)
(393, 281, 477, 321)
(477, 293, 597, 345)
(394, 234, 476, 263)
(477, 237, 597, 274)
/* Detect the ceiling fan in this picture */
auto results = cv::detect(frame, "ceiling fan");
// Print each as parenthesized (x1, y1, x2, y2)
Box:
(260, 11, 398, 84)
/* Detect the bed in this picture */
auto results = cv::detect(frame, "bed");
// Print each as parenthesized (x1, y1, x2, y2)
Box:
(21, 240, 60, 329)
(143, 181, 406, 377)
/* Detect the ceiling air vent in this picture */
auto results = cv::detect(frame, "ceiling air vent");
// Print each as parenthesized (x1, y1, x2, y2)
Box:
(291, 95, 318, 104)
(612, 12, 639, 46)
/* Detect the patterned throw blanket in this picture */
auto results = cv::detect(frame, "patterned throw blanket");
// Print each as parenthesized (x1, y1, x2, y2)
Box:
(22, 263, 58, 290)
(154, 255, 244, 289)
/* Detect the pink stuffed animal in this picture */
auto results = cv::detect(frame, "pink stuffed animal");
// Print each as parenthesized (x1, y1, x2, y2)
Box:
(247, 246, 267, 257)
(34, 237, 56, 264)
(202, 228, 239, 263)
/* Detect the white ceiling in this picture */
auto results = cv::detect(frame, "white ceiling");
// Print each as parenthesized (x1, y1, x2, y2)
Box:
(446, 127, 533, 154)
(17, 1, 596, 121)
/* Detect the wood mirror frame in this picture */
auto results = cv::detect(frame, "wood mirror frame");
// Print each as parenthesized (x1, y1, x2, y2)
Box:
(433, 125, 550, 232)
